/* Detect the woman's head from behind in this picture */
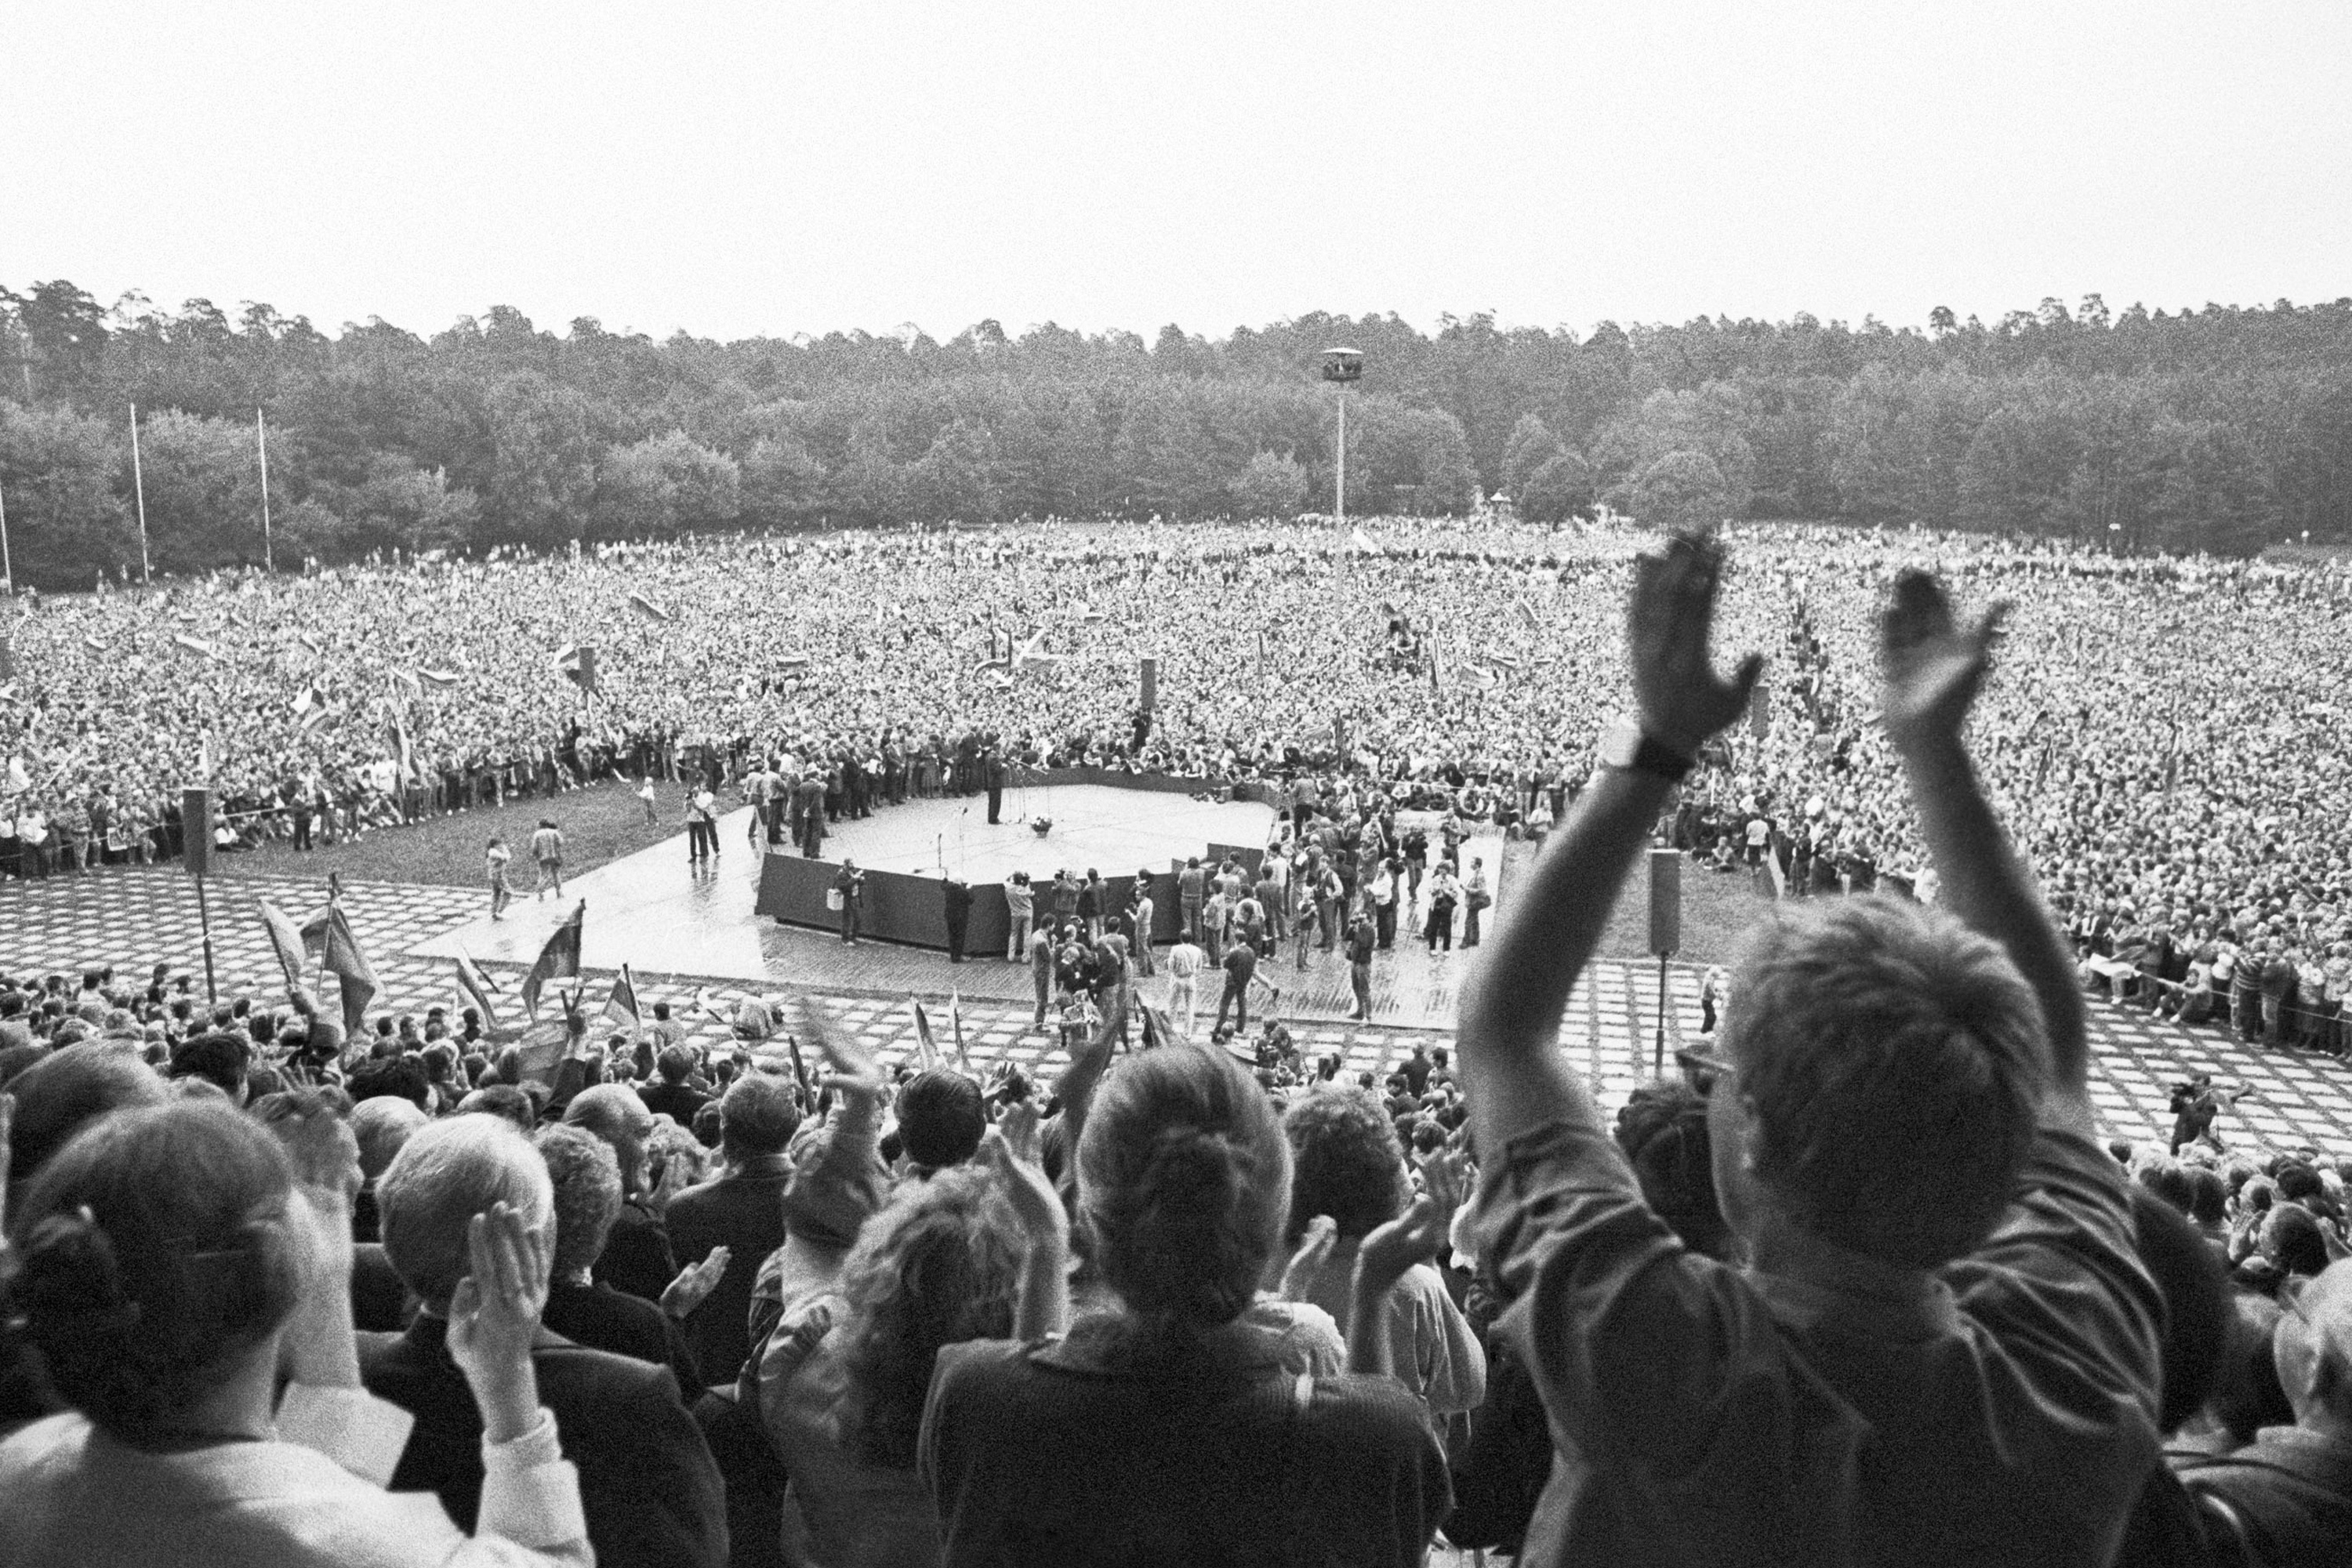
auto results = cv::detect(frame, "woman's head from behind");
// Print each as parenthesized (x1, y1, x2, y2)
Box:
(9, 1100, 303, 1439)
(1077, 1044, 1288, 1332)
(835, 1165, 1025, 1469)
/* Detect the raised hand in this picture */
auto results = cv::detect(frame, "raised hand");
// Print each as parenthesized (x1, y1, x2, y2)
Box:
(1356, 1149, 1466, 1301)
(1628, 531, 1764, 759)
(660, 1245, 732, 1319)
(802, 998, 886, 1102)
(1878, 568, 2009, 752)
(1279, 1214, 1339, 1301)
(447, 1201, 550, 1444)
(982, 1100, 1066, 1244)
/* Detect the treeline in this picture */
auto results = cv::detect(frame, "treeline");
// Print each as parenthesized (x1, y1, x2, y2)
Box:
(2, 281, 2349, 585)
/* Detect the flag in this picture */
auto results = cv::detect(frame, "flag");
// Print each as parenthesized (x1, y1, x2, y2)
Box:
(299, 902, 379, 1039)
(1351, 528, 1380, 554)
(949, 992, 971, 1075)
(172, 633, 217, 659)
(909, 997, 940, 1069)
(1256, 630, 1267, 674)
(522, 901, 585, 1018)
(419, 668, 461, 687)
(603, 963, 642, 1034)
(3, 756, 27, 796)
(390, 668, 422, 696)
(1428, 637, 1443, 695)
(385, 708, 414, 785)
(292, 682, 324, 721)
(82, 636, 104, 652)
(257, 898, 318, 1010)
(628, 590, 673, 623)
(453, 949, 503, 1028)
(554, 644, 598, 691)
(1012, 630, 1058, 678)
(1484, 651, 1521, 670)
(298, 632, 323, 658)
(786, 1031, 811, 1095)
(1517, 601, 1540, 630)
(1465, 664, 1499, 692)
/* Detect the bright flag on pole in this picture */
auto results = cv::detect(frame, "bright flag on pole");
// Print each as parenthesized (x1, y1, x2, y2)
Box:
(419, 668, 461, 687)
(523, 901, 585, 1018)
(172, 633, 217, 659)
(949, 992, 971, 1075)
(602, 963, 642, 1034)
(909, 997, 940, 1069)
(1517, 601, 1540, 630)
(628, 590, 674, 624)
(453, 949, 503, 1028)
(298, 902, 379, 1039)
(1351, 528, 1380, 554)
(256, 898, 320, 1011)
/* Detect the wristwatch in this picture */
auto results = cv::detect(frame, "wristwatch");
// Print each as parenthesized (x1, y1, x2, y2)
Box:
(1596, 717, 1694, 784)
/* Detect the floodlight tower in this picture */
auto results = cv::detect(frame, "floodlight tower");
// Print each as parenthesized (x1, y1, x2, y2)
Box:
(1320, 347, 1363, 527)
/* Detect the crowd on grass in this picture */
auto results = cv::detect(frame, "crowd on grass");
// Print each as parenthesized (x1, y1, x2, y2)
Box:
(4, 538, 2352, 1566)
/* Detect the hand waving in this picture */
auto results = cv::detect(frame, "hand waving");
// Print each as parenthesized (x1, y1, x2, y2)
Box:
(1628, 532, 1763, 759)
(1878, 568, 2009, 752)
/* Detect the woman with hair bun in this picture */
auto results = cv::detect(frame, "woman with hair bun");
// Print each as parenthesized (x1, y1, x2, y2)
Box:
(0, 1098, 590, 1567)
(918, 1044, 1453, 1566)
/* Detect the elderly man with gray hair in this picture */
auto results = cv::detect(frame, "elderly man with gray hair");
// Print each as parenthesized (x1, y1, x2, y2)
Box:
(359, 1114, 728, 1568)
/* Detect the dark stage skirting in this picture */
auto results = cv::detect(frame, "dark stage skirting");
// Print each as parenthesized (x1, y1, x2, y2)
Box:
(757, 768, 1272, 953)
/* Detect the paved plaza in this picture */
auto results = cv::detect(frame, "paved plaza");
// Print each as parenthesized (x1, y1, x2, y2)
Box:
(5, 860, 2349, 1161)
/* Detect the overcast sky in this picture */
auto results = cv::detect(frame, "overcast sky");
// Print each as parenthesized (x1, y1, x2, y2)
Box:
(4, 0, 2345, 345)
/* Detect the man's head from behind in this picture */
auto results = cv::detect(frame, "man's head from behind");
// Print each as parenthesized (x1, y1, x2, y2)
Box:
(377, 1113, 555, 1312)
(1715, 897, 2046, 1272)
(720, 1070, 800, 1163)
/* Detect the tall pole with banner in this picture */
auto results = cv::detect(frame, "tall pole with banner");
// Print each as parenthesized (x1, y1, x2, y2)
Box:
(256, 408, 275, 575)
(1320, 347, 1363, 528)
(129, 403, 153, 585)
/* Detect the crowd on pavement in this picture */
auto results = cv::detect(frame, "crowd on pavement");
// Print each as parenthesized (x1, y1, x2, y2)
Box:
(5, 533, 2352, 1566)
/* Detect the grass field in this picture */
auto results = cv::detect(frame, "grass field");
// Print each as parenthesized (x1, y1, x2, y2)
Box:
(215, 779, 702, 890)
(1504, 837, 1776, 967)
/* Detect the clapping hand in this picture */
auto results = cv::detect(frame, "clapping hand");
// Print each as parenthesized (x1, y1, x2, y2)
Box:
(1878, 568, 2009, 753)
(1356, 1149, 1468, 1302)
(447, 1201, 550, 1445)
(1628, 531, 1763, 760)
(661, 1246, 732, 1319)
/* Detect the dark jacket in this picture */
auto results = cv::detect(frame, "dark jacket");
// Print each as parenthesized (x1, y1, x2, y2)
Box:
(665, 1156, 793, 1385)
(593, 1197, 679, 1306)
(358, 1314, 727, 1568)
(543, 1275, 702, 1394)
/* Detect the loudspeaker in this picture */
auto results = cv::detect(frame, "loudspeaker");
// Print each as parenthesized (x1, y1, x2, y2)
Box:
(183, 787, 213, 877)
(1648, 848, 1680, 956)
(1138, 655, 1159, 712)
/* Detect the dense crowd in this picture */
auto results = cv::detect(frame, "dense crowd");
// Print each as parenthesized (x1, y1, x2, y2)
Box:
(3, 537, 2350, 1567)
(6, 517, 2352, 1069)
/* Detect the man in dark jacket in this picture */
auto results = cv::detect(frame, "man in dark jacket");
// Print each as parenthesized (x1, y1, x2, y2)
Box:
(942, 874, 973, 963)
(365, 1114, 727, 1568)
(666, 1073, 799, 1385)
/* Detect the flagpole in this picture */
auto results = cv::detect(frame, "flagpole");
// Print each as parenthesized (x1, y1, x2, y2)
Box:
(256, 408, 274, 575)
(129, 402, 153, 586)
(0, 475, 13, 593)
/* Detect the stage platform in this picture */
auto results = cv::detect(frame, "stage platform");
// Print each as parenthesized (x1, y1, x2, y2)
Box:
(795, 784, 1276, 884)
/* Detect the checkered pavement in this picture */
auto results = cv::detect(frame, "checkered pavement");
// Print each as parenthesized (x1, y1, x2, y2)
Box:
(4, 866, 2347, 1160)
